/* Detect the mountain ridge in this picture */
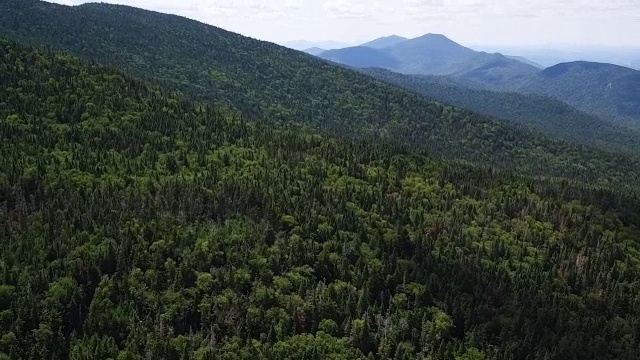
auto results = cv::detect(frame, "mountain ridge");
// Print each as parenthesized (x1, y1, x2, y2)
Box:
(303, 47, 325, 55)
(283, 39, 353, 51)
(1, 0, 639, 189)
(319, 46, 400, 68)
(518, 60, 640, 126)
(360, 34, 408, 49)
(362, 67, 640, 153)
(316, 33, 640, 126)
(318, 33, 540, 88)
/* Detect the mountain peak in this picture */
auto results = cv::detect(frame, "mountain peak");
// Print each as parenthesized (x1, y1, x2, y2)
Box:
(419, 33, 450, 39)
(411, 33, 459, 45)
(540, 61, 636, 78)
(391, 33, 471, 57)
(380, 34, 405, 40)
(361, 35, 408, 49)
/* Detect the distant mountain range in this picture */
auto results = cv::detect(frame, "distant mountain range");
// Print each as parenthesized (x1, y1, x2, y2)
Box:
(315, 34, 640, 127)
(319, 46, 401, 69)
(283, 39, 356, 51)
(303, 47, 325, 56)
(505, 55, 543, 68)
(360, 35, 408, 49)
(300, 35, 409, 56)
(319, 34, 540, 89)
(473, 44, 640, 70)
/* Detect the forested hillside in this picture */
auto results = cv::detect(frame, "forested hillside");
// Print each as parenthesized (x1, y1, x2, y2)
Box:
(1, 0, 640, 191)
(3, 36, 640, 360)
(518, 61, 640, 127)
(363, 68, 640, 153)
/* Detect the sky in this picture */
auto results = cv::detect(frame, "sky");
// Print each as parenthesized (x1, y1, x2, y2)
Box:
(49, 0, 640, 47)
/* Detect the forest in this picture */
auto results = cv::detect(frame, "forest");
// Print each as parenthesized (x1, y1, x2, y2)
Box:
(2, 0, 640, 193)
(361, 68, 640, 154)
(2, 35, 640, 360)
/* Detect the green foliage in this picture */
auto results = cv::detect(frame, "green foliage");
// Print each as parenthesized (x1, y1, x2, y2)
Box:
(456, 347, 486, 360)
(519, 62, 640, 127)
(2, 1, 640, 191)
(363, 68, 640, 153)
(2, 37, 640, 360)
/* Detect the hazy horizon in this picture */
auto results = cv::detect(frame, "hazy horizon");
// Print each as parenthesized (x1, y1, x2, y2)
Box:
(283, 36, 640, 51)
(48, 0, 640, 47)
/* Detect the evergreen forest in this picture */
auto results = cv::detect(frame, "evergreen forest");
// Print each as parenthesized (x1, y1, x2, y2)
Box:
(1, 2, 640, 359)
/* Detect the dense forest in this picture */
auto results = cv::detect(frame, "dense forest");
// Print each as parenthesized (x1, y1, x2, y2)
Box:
(3, 0, 640, 192)
(3, 37, 640, 360)
(362, 68, 640, 153)
(518, 62, 640, 128)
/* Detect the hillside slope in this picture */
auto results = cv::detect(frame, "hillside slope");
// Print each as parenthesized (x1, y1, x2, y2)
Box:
(518, 61, 640, 127)
(363, 68, 640, 153)
(3, 37, 640, 360)
(1, 0, 639, 189)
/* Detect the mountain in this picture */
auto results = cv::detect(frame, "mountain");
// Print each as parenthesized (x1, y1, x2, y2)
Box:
(360, 35, 408, 49)
(362, 68, 640, 153)
(473, 44, 640, 70)
(303, 47, 325, 56)
(4, 36, 640, 360)
(318, 33, 539, 89)
(313, 35, 640, 125)
(284, 39, 353, 51)
(1, 0, 640, 190)
(518, 61, 640, 127)
(506, 55, 543, 68)
(384, 33, 480, 75)
(318, 46, 400, 68)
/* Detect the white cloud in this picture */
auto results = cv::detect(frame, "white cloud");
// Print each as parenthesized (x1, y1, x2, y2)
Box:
(323, 0, 368, 18)
(46, 0, 640, 46)
(320, 0, 528, 22)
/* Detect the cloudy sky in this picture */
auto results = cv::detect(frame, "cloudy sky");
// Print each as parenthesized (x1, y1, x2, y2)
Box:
(50, 0, 640, 47)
